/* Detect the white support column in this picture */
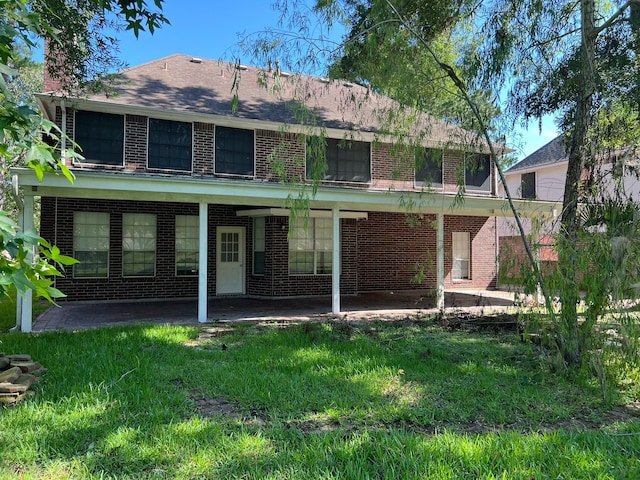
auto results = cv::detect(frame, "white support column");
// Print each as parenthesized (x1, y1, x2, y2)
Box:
(198, 202, 208, 323)
(20, 195, 35, 333)
(436, 213, 445, 311)
(331, 207, 341, 314)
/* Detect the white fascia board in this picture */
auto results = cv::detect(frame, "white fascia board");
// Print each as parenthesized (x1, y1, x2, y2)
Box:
(14, 168, 557, 218)
(236, 208, 368, 219)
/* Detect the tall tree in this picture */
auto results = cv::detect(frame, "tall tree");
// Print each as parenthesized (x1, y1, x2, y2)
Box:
(0, 0, 168, 301)
(266, 0, 640, 366)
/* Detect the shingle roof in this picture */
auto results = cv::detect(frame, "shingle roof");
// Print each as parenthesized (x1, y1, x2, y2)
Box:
(507, 135, 567, 172)
(78, 54, 485, 149)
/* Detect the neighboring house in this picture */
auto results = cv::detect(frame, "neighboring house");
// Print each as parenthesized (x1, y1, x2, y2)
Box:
(13, 54, 554, 331)
(498, 135, 640, 281)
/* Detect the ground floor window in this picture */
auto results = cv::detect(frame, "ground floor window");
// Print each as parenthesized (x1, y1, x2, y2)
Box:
(73, 211, 110, 278)
(175, 215, 199, 276)
(452, 231, 470, 280)
(122, 213, 156, 277)
(289, 217, 332, 274)
(253, 217, 265, 275)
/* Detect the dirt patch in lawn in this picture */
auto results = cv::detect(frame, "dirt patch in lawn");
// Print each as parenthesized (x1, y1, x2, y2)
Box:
(188, 389, 268, 427)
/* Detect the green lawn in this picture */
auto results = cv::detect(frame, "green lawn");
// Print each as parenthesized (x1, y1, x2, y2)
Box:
(1, 319, 639, 479)
(0, 288, 51, 333)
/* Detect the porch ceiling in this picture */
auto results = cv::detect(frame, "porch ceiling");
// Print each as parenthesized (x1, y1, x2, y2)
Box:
(14, 168, 558, 218)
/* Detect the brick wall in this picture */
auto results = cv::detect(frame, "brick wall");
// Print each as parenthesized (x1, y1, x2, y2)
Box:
(57, 108, 495, 193)
(357, 212, 497, 292)
(255, 130, 305, 182)
(41, 197, 359, 301)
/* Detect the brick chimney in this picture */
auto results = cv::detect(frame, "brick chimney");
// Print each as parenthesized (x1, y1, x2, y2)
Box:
(43, 37, 70, 92)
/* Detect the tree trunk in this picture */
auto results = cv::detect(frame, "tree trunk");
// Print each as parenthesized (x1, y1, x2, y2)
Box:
(558, 0, 597, 366)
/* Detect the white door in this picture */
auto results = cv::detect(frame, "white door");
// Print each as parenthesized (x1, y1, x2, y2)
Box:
(216, 227, 245, 294)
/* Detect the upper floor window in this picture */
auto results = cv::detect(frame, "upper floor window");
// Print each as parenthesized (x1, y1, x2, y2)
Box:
(521, 172, 536, 199)
(465, 153, 492, 191)
(415, 148, 443, 187)
(74, 111, 124, 165)
(307, 137, 371, 183)
(148, 119, 192, 171)
(215, 126, 254, 176)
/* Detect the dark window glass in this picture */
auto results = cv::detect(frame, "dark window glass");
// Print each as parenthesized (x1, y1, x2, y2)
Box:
(465, 153, 492, 191)
(148, 119, 192, 170)
(75, 111, 124, 165)
(215, 126, 254, 175)
(415, 148, 443, 187)
(521, 172, 536, 199)
(307, 137, 371, 182)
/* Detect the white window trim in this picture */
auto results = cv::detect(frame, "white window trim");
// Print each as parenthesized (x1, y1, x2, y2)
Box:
(288, 217, 334, 276)
(122, 213, 157, 278)
(175, 214, 199, 277)
(73, 211, 110, 279)
(452, 231, 470, 281)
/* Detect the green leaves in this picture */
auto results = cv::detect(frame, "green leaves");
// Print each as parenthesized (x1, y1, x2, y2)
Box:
(0, 212, 74, 302)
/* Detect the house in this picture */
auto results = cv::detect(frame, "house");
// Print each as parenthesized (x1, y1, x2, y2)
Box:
(498, 135, 640, 281)
(13, 54, 555, 332)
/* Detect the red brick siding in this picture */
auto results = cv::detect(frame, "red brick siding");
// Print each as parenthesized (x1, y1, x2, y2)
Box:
(194, 122, 214, 175)
(255, 130, 305, 182)
(124, 115, 147, 171)
(443, 151, 464, 193)
(54, 110, 495, 192)
(357, 212, 496, 291)
(444, 215, 497, 288)
(40, 197, 358, 301)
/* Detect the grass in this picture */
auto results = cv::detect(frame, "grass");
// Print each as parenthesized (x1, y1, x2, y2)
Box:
(0, 319, 639, 479)
(0, 288, 52, 333)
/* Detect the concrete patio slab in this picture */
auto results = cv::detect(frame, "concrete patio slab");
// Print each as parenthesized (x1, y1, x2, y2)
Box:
(32, 289, 517, 332)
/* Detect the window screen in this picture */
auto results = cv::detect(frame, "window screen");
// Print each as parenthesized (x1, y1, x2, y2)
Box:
(74, 111, 124, 165)
(307, 137, 371, 182)
(215, 126, 254, 175)
(465, 153, 492, 191)
(148, 118, 192, 171)
(521, 172, 536, 199)
(415, 148, 443, 187)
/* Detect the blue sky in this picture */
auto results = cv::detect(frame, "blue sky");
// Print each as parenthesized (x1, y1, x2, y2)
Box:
(103, 0, 558, 161)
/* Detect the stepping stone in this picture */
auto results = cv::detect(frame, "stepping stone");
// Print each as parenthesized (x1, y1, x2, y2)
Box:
(0, 367, 22, 384)
(0, 374, 35, 393)
(0, 356, 10, 369)
(7, 354, 32, 362)
(10, 362, 43, 374)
